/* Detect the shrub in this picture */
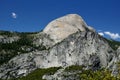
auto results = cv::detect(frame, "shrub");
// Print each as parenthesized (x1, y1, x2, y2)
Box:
(18, 67, 61, 80)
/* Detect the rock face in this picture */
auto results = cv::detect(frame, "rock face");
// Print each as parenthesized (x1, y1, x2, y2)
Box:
(0, 14, 117, 79)
(0, 36, 19, 43)
(43, 14, 88, 43)
(117, 46, 120, 60)
(33, 32, 55, 48)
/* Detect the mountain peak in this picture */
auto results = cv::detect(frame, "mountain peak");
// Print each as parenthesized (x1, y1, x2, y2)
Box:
(43, 14, 89, 43)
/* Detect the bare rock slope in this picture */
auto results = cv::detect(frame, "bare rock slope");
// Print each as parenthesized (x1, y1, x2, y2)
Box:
(43, 14, 87, 43)
(0, 14, 117, 79)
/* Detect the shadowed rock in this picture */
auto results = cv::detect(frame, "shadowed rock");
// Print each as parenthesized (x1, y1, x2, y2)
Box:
(0, 14, 117, 79)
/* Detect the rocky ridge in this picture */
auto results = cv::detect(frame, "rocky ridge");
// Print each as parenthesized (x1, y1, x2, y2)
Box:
(0, 14, 119, 80)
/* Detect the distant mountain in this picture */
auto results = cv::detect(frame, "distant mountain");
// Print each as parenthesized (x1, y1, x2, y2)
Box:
(0, 14, 120, 80)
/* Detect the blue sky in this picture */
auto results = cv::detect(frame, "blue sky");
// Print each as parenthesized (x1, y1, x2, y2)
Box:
(0, 0, 120, 40)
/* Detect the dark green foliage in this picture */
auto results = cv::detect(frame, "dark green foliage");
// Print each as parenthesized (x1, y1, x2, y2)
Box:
(0, 67, 61, 80)
(0, 51, 16, 65)
(0, 31, 46, 65)
(0, 65, 120, 80)
(0, 30, 120, 80)
(32, 45, 46, 51)
(0, 30, 39, 37)
(18, 67, 61, 80)
(64, 65, 118, 80)
(105, 39, 120, 50)
(64, 65, 84, 71)
(0, 31, 18, 37)
(79, 69, 116, 80)
(0, 33, 32, 65)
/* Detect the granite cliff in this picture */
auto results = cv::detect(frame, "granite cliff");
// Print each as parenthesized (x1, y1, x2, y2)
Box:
(0, 14, 120, 80)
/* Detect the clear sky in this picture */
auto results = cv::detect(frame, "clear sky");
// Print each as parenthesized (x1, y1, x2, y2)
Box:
(0, 0, 120, 40)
